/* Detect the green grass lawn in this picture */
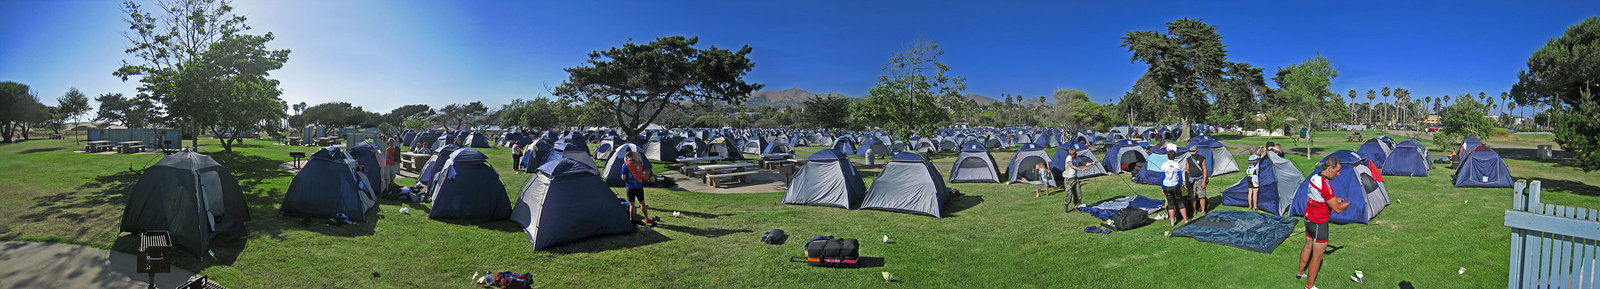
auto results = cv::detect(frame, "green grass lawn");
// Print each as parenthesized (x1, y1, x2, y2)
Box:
(2, 135, 1597, 287)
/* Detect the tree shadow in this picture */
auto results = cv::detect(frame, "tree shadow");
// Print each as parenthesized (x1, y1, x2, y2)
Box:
(1496, 148, 1580, 169)
(278, 208, 379, 237)
(1323, 245, 1345, 256)
(1529, 178, 1600, 198)
(944, 195, 985, 217)
(17, 147, 55, 154)
(1399, 280, 1415, 289)
(647, 207, 734, 219)
(544, 228, 672, 254)
(11, 170, 139, 240)
(647, 223, 751, 238)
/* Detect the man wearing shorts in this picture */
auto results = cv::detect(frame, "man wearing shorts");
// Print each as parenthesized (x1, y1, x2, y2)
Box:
(623, 151, 653, 224)
(1159, 143, 1188, 226)
(1185, 150, 1210, 216)
(1297, 161, 1350, 289)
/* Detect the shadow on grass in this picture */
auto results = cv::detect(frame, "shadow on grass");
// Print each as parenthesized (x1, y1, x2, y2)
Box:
(435, 218, 521, 233)
(649, 223, 751, 238)
(647, 207, 733, 219)
(1496, 148, 1581, 169)
(944, 195, 985, 217)
(1529, 178, 1600, 198)
(1399, 280, 1416, 289)
(16, 147, 56, 154)
(545, 229, 672, 254)
(9, 169, 140, 241)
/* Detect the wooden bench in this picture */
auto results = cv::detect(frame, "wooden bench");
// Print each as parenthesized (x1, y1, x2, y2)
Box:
(762, 158, 805, 170)
(49, 134, 63, 140)
(684, 162, 754, 178)
(122, 145, 146, 154)
(705, 170, 758, 187)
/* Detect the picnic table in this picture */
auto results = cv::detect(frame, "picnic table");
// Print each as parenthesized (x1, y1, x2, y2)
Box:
(684, 162, 759, 187)
(400, 152, 432, 173)
(761, 157, 806, 170)
(118, 141, 145, 154)
(675, 156, 724, 166)
(759, 153, 792, 161)
(85, 140, 112, 153)
(287, 136, 301, 146)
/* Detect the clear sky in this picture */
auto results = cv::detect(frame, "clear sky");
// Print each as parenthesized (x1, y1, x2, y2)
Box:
(2, 0, 1597, 114)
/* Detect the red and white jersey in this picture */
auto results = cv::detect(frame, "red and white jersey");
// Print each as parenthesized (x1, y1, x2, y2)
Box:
(1306, 174, 1336, 223)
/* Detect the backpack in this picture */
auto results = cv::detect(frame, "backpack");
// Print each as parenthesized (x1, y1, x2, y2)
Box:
(1107, 207, 1154, 231)
(799, 236, 859, 267)
(760, 229, 787, 244)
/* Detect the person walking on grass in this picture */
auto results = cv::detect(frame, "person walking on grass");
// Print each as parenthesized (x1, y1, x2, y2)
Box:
(1186, 149, 1211, 216)
(1060, 151, 1095, 211)
(622, 151, 654, 224)
(510, 142, 524, 173)
(1297, 161, 1350, 289)
(1033, 162, 1052, 197)
(1160, 143, 1189, 226)
(384, 137, 401, 191)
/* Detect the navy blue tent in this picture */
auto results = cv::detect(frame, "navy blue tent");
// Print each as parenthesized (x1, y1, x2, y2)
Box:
(419, 144, 461, 186)
(348, 141, 386, 191)
(281, 146, 377, 221)
(1286, 150, 1392, 224)
(1454, 146, 1513, 188)
(465, 132, 492, 148)
(1356, 138, 1392, 167)
(1455, 137, 1484, 162)
(1051, 142, 1108, 180)
(1220, 151, 1305, 215)
(831, 136, 856, 155)
(784, 149, 867, 209)
(510, 158, 636, 251)
(428, 148, 513, 219)
(1382, 139, 1432, 177)
(518, 140, 553, 173)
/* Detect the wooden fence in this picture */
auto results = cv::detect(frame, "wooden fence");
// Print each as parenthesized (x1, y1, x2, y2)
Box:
(1506, 179, 1600, 288)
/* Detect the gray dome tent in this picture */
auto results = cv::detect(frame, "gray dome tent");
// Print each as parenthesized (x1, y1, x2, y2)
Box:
(861, 152, 950, 218)
(120, 151, 250, 256)
(510, 158, 636, 251)
(784, 149, 868, 209)
(949, 142, 1001, 183)
(1005, 143, 1053, 185)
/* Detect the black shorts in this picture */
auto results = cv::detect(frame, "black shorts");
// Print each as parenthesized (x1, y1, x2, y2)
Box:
(1246, 177, 1260, 189)
(626, 187, 645, 205)
(1305, 222, 1329, 243)
(1162, 186, 1187, 209)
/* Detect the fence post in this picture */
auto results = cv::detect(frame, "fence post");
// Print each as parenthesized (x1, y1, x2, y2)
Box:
(1510, 179, 1528, 287)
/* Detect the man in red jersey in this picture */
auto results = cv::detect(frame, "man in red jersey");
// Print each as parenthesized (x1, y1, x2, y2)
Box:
(1297, 161, 1350, 289)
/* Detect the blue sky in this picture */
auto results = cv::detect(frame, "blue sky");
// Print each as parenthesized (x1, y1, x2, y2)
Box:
(2, 0, 1596, 114)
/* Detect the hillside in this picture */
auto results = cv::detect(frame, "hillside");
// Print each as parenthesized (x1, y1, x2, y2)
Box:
(744, 88, 852, 107)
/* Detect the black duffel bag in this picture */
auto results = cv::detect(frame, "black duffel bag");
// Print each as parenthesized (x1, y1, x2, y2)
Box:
(1107, 207, 1154, 231)
(798, 236, 858, 267)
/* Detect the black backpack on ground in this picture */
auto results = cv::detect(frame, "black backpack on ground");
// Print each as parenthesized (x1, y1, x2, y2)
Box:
(760, 229, 787, 244)
(799, 236, 859, 267)
(1107, 207, 1154, 231)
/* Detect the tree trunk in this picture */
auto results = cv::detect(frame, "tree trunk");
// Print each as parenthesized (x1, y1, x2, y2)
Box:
(1, 122, 13, 143)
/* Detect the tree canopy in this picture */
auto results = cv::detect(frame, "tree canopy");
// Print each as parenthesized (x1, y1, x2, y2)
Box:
(113, 0, 290, 151)
(553, 35, 763, 138)
(55, 88, 91, 130)
(1, 81, 50, 143)
(851, 39, 969, 142)
(800, 96, 853, 129)
(1273, 53, 1339, 159)
(1512, 16, 1600, 171)
(1122, 18, 1239, 140)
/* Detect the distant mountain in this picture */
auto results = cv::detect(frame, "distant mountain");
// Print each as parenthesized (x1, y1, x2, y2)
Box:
(963, 93, 998, 105)
(744, 88, 852, 107)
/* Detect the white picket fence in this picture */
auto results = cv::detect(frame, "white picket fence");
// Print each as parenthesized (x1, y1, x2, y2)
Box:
(1506, 179, 1600, 288)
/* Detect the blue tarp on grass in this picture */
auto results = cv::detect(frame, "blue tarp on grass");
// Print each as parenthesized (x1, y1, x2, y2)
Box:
(1171, 210, 1300, 254)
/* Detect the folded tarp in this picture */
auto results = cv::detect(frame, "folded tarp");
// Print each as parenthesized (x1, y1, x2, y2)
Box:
(1170, 210, 1300, 254)
(1076, 195, 1166, 221)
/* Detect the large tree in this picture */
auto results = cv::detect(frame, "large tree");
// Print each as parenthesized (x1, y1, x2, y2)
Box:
(1273, 53, 1339, 159)
(850, 39, 969, 143)
(297, 102, 377, 128)
(114, 0, 289, 150)
(497, 98, 566, 130)
(1512, 16, 1600, 170)
(1, 81, 49, 143)
(553, 35, 763, 138)
(799, 96, 853, 129)
(93, 93, 158, 129)
(435, 102, 489, 130)
(1121, 18, 1238, 140)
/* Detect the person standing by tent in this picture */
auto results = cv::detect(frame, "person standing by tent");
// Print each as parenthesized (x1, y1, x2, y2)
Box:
(1059, 151, 1094, 210)
(1297, 161, 1351, 289)
(622, 151, 654, 224)
(1245, 148, 1265, 211)
(1186, 149, 1210, 216)
(511, 142, 524, 174)
(384, 137, 401, 191)
(1160, 143, 1189, 226)
(1033, 162, 1052, 197)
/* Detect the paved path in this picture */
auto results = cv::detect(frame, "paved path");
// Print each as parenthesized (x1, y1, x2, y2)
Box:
(0, 241, 198, 289)
(660, 167, 789, 194)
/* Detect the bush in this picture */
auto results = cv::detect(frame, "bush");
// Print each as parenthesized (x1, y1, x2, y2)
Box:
(1490, 128, 1512, 137)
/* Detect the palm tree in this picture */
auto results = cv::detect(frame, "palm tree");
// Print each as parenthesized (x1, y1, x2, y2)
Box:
(1424, 96, 1433, 114)
(1348, 90, 1358, 123)
(1366, 89, 1377, 126)
(1381, 86, 1392, 126)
